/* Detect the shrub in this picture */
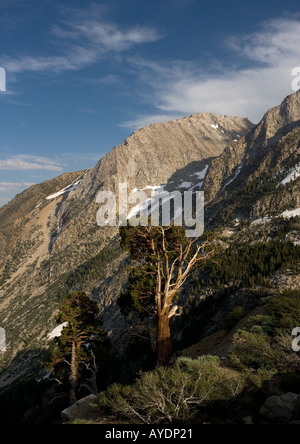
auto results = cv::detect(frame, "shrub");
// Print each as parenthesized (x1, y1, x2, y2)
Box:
(228, 290, 300, 383)
(267, 290, 300, 335)
(249, 314, 275, 335)
(229, 330, 284, 371)
(224, 306, 247, 331)
(96, 356, 246, 424)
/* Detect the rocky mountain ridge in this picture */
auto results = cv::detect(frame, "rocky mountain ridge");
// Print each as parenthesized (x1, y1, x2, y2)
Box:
(203, 91, 300, 224)
(0, 93, 299, 389)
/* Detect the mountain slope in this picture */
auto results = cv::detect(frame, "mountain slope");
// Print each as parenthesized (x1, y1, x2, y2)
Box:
(203, 91, 300, 224)
(0, 171, 86, 271)
(1, 90, 299, 389)
(50, 113, 252, 275)
(0, 112, 252, 385)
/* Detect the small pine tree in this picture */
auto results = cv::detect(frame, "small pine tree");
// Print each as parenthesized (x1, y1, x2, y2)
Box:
(44, 291, 107, 404)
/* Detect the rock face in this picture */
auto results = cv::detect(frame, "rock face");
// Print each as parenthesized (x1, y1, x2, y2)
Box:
(203, 90, 300, 225)
(78, 113, 252, 196)
(0, 171, 85, 270)
(260, 393, 300, 422)
(52, 113, 252, 277)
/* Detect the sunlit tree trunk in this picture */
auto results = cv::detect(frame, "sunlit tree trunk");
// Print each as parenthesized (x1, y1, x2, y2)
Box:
(154, 228, 213, 367)
(156, 308, 173, 367)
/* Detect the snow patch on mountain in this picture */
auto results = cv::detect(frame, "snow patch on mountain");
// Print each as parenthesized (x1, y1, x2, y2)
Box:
(280, 163, 300, 186)
(223, 165, 243, 189)
(45, 170, 90, 201)
(179, 181, 192, 188)
(46, 181, 81, 200)
(251, 216, 272, 226)
(194, 165, 209, 181)
(47, 322, 68, 341)
(281, 207, 300, 219)
(127, 186, 169, 220)
(189, 165, 210, 190)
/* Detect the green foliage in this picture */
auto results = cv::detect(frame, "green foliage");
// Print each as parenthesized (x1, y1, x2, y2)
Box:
(267, 290, 300, 335)
(120, 224, 188, 262)
(44, 292, 108, 396)
(66, 243, 122, 291)
(232, 175, 279, 205)
(228, 289, 300, 377)
(56, 291, 100, 329)
(96, 356, 246, 424)
(72, 419, 88, 424)
(199, 240, 300, 288)
(118, 263, 156, 316)
(229, 330, 283, 371)
(275, 217, 300, 240)
(248, 314, 275, 336)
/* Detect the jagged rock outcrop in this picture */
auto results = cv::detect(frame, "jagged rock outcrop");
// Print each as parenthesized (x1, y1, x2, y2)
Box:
(75, 113, 252, 197)
(203, 91, 300, 224)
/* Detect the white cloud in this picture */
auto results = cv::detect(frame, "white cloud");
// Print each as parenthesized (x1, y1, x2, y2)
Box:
(52, 21, 161, 52)
(0, 181, 36, 207)
(121, 113, 185, 131)
(123, 17, 300, 128)
(1, 7, 162, 75)
(1, 48, 98, 74)
(0, 181, 35, 192)
(77, 106, 100, 115)
(0, 155, 63, 171)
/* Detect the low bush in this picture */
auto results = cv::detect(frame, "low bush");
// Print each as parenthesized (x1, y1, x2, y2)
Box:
(228, 330, 284, 371)
(96, 356, 246, 424)
(267, 290, 300, 335)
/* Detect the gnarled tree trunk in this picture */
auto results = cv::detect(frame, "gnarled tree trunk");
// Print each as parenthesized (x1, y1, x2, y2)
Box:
(156, 309, 173, 367)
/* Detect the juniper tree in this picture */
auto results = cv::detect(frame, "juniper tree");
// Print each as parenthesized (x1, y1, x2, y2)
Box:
(119, 225, 213, 367)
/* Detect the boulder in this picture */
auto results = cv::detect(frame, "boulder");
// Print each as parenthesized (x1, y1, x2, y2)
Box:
(242, 416, 254, 424)
(260, 393, 300, 422)
(61, 394, 97, 422)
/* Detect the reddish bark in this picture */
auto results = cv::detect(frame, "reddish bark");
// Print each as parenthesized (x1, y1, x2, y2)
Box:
(156, 310, 173, 367)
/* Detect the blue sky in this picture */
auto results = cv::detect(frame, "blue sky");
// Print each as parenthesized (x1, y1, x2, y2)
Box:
(0, 0, 300, 206)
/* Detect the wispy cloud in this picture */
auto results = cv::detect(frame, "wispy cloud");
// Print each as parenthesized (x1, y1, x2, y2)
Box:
(77, 106, 100, 115)
(52, 20, 161, 52)
(120, 113, 185, 130)
(0, 181, 36, 207)
(1, 48, 98, 74)
(1, 5, 163, 76)
(0, 181, 35, 192)
(0, 155, 63, 171)
(122, 17, 300, 128)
